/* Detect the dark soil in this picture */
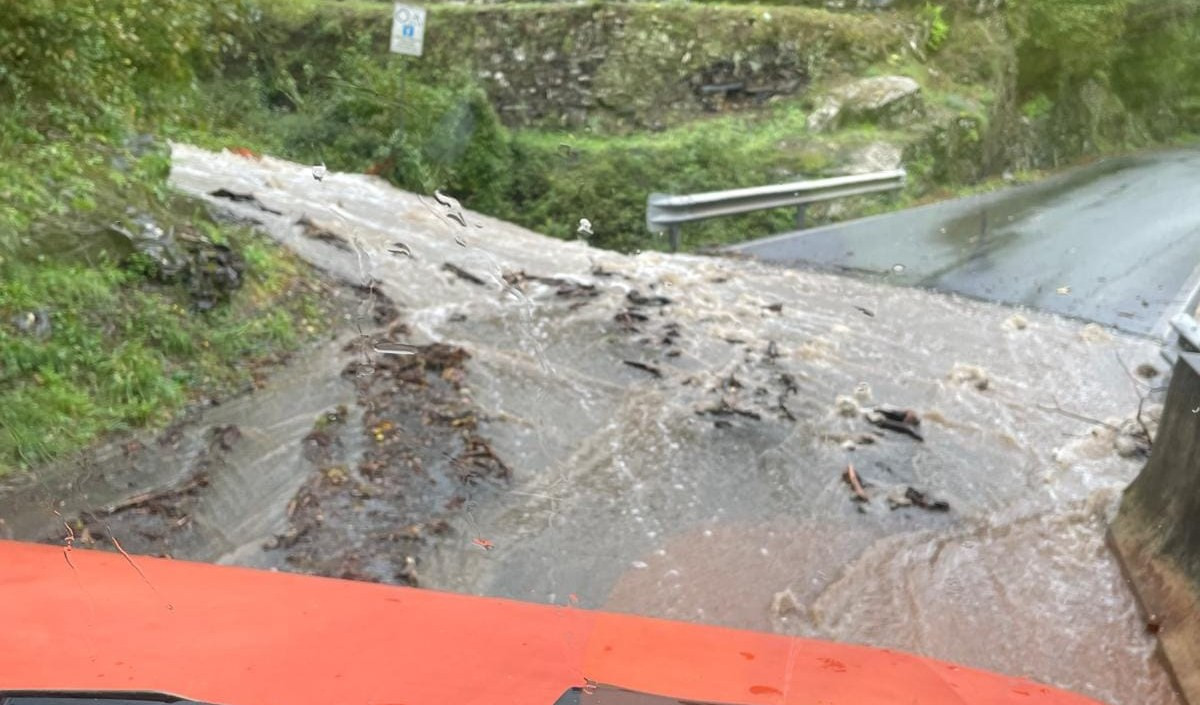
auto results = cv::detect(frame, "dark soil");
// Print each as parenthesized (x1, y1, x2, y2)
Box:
(265, 333, 511, 586)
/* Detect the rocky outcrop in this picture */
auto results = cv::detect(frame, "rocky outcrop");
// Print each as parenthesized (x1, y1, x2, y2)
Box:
(841, 141, 904, 174)
(807, 75, 924, 133)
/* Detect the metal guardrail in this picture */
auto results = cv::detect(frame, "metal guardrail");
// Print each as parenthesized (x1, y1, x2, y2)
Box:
(646, 169, 906, 252)
(1163, 312, 1200, 366)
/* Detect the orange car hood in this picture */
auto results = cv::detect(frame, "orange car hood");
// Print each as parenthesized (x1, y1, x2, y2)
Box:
(0, 540, 1100, 705)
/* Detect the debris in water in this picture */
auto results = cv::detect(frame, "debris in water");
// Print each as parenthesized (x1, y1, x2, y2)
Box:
(865, 406, 923, 441)
(697, 398, 761, 421)
(577, 218, 594, 237)
(472, 537, 495, 551)
(853, 382, 872, 405)
(766, 341, 781, 360)
(901, 486, 950, 511)
(296, 215, 351, 251)
(208, 188, 282, 215)
(627, 291, 672, 307)
(591, 265, 622, 278)
(228, 146, 260, 160)
(1113, 433, 1145, 458)
(1004, 313, 1029, 330)
(312, 162, 327, 182)
(764, 302, 783, 313)
(213, 424, 241, 451)
(393, 555, 419, 585)
(839, 432, 879, 451)
(875, 405, 921, 425)
(853, 305, 875, 317)
(1056, 285, 1071, 295)
(771, 588, 803, 618)
(433, 189, 469, 228)
(1079, 323, 1112, 343)
(949, 363, 990, 391)
(433, 189, 462, 211)
(623, 360, 663, 378)
(373, 341, 419, 356)
(885, 487, 912, 508)
(442, 262, 487, 286)
(842, 463, 869, 502)
(1135, 363, 1159, 379)
(387, 241, 412, 258)
(614, 309, 649, 328)
(834, 395, 860, 417)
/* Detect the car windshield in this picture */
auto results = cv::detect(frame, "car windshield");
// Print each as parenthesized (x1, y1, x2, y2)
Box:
(1, 2, 1198, 705)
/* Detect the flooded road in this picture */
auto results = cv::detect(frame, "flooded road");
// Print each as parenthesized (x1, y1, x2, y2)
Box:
(733, 149, 1200, 337)
(0, 145, 1181, 705)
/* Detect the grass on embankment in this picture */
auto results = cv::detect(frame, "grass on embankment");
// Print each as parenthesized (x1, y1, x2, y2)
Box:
(0, 1, 346, 474)
(0, 158, 335, 473)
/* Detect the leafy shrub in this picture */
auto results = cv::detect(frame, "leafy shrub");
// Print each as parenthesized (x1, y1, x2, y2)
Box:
(923, 3, 951, 53)
(0, 0, 247, 133)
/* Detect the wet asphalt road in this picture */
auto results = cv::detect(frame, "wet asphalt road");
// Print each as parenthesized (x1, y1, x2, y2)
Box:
(731, 149, 1200, 338)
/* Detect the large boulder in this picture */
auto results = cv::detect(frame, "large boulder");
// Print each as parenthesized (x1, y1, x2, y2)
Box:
(807, 75, 923, 133)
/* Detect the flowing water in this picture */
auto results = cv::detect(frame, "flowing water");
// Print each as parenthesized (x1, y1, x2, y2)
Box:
(0, 144, 1180, 705)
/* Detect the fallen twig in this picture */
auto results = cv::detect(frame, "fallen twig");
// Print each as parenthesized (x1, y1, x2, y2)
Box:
(442, 262, 487, 286)
(623, 360, 663, 378)
(843, 464, 869, 502)
(1036, 400, 1120, 431)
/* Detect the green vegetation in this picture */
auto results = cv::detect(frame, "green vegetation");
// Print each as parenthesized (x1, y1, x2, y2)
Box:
(0, 221, 329, 469)
(504, 113, 909, 252)
(0, 1, 334, 473)
(922, 3, 951, 53)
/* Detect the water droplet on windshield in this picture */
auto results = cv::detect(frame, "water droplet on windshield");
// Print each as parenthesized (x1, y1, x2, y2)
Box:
(891, 263, 906, 274)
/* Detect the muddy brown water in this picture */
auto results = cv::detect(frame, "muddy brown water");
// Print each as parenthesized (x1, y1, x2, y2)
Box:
(0, 144, 1182, 705)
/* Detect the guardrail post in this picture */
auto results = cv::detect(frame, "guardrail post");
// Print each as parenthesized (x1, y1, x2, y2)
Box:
(668, 224, 680, 253)
(795, 204, 808, 230)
